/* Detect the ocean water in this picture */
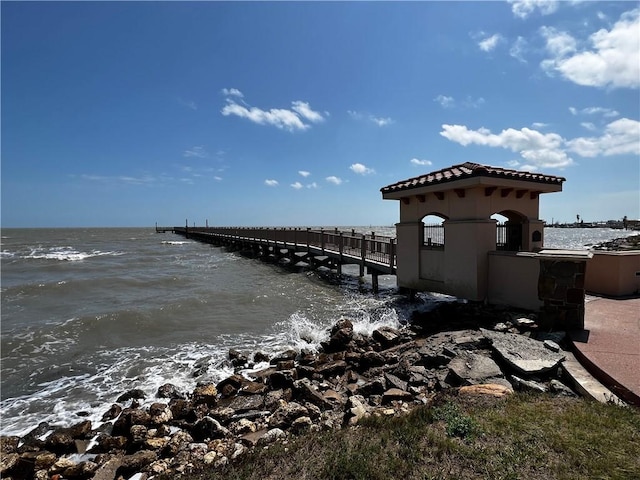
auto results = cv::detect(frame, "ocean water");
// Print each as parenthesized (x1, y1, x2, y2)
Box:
(0, 226, 635, 437)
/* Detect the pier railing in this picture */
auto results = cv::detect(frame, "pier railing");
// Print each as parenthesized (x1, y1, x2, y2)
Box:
(171, 226, 396, 272)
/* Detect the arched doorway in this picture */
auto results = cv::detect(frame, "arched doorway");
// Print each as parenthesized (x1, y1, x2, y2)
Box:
(492, 210, 526, 251)
(422, 213, 448, 249)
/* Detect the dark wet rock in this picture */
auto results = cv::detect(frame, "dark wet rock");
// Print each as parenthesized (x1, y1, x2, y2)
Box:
(358, 377, 386, 396)
(90, 434, 128, 453)
(157, 383, 185, 400)
(227, 394, 264, 413)
(253, 351, 270, 363)
(63, 460, 98, 479)
(294, 378, 335, 410)
(0, 436, 20, 454)
(373, 326, 402, 348)
(161, 431, 193, 457)
(482, 329, 565, 375)
(193, 383, 218, 406)
(277, 360, 296, 371)
(101, 403, 123, 421)
(314, 359, 348, 377)
(34, 451, 57, 470)
(268, 369, 298, 390)
(0, 452, 20, 476)
(268, 402, 309, 429)
(270, 349, 297, 365)
(192, 357, 211, 377)
(168, 399, 193, 421)
(360, 351, 386, 369)
(117, 450, 158, 477)
(45, 431, 76, 454)
(192, 417, 230, 442)
(229, 349, 249, 367)
(149, 402, 172, 424)
(384, 372, 408, 392)
(241, 380, 268, 395)
(323, 318, 354, 352)
(217, 374, 244, 397)
(117, 389, 146, 403)
(382, 388, 413, 404)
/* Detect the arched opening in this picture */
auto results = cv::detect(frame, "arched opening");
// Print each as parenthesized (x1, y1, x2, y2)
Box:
(422, 213, 448, 250)
(492, 210, 526, 251)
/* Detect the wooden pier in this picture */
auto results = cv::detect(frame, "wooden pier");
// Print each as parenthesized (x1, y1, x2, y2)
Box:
(159, 226, 397, 292)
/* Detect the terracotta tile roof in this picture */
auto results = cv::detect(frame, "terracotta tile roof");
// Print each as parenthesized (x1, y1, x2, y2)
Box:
(380, 162, 566, 194)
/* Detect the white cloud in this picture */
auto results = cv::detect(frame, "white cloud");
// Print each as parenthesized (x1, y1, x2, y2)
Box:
(410, 158, 433, 166)
(264, 179, 279, 187)
(221, 95, 326, 132)
(183, 146, 208, 158)
(221, 88, 244, 98)
(541, 9, 640, 89)
(214, 176, 222, 181)
(326, 176, 343, 185)
(434, 95, 484, 109)
(291, 101, 325, 123)
(540, 26, 577, 58)
(440, 123, 574, 169)
(509, 0, 559, 19)
(369, 115, 394, 127)
(570, 106, 620, 118)
(567, 118, 640, 157)
(510, 36, 528, 63)
(350, 163, 375, 175)
(178, 98, 197, 110)
(580, 122, 597, 131)
(434, 95, 455, 108)
(348, 110, 393, 126)
(532, 122, 548, 128)
(298, 170, 311, 177)
(307, 182, 318, 189)
(441, 118, 639, 169)
(478, 33, 503, 52)
(291, 181, 304, 190)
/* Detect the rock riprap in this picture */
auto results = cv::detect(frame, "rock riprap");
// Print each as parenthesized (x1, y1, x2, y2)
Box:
(1, 304, 579, 480)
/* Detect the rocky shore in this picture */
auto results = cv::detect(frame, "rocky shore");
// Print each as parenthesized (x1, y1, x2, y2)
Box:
(591, 234, 640, 251)
(1, 302, 580, 480)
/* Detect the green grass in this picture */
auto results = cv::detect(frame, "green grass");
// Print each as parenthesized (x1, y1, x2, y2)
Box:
(178, 393, 640, 480)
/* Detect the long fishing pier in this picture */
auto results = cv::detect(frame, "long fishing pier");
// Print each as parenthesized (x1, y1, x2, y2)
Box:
(157, 226, 397, 292)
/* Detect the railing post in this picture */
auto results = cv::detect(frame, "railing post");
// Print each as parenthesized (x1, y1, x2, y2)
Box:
(306, 228, 311, 251)
(360, 234, 366, 276)
(321, 228, 325, 254)
(389, 238, 395, 270)
(339, 232, 344, 261)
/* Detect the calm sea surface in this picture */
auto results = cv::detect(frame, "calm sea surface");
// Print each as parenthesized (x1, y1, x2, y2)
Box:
(0, 226, 635, 436)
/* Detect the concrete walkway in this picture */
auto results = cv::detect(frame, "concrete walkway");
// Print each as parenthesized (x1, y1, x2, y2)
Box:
(569, 296, 640, 406)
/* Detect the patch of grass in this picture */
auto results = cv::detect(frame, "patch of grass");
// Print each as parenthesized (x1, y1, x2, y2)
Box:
(184, 393, 640, 480)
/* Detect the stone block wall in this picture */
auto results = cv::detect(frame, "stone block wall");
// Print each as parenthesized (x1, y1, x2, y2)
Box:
(538, 259, 586, 330)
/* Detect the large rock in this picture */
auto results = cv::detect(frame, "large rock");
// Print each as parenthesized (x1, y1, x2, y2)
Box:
(448, 351, 504, 386)
(481, 329, 565, 375)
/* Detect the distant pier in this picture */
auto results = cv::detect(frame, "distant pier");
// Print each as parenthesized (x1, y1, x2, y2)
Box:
(158, 226, 396, 293)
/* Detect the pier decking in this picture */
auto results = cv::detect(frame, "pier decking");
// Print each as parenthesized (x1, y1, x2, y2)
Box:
(161, 226, 397, 292)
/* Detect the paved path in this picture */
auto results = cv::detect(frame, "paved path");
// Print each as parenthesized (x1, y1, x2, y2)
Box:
(570, 296, 640, 406)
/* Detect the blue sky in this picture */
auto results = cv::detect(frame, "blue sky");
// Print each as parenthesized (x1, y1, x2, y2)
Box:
(2, 1, 638, 228)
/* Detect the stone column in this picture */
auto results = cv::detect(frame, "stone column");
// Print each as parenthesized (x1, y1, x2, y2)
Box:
(537, 250, 592, 330)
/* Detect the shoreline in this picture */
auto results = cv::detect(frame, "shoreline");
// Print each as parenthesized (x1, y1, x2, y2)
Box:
(1, 301, 590, 480)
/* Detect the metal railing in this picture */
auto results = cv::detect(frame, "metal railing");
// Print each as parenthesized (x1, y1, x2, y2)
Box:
(423, 224, 445, 249)
(174, 226, 396, 271)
